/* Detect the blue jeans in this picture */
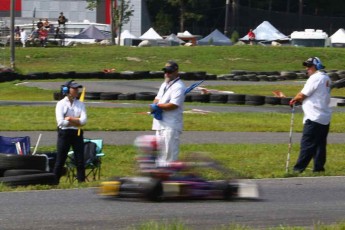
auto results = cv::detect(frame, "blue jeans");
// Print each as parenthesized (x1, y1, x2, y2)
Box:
(293, 119, 329, 172)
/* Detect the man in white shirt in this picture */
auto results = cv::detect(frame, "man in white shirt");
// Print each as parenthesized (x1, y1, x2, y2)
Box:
(151, 61, 186, 165)
(54, 80, 87, 184)
(20, 28, 27, 48)
(290, 57, 332, 173)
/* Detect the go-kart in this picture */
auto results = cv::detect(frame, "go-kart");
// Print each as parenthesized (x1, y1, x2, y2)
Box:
(98, 154, 259, 202)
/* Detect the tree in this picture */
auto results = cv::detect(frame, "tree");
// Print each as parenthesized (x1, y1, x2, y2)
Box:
(167, 0, 204, 32)
(86, 0, 134, 45)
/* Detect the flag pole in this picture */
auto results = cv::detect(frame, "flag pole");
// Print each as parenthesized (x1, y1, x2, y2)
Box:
(77, 87, 86, 136)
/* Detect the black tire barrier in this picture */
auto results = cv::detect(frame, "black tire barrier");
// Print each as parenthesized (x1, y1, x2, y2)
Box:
(3, 169, 46, 177)
(104, 72, 121, 79)
(135, 92, 156, 101)
(133, 71, 150, 79)
(206, 74, 217, 80)
(328, 72, 339, 81)
(0, 173, 56, 187)
(184, 94, 193, 102)
(53, 92, 63, 101)
(0, 154, 47, 171)
(281, 97, 293, 106)
(2, 68, 344, 83)
(245, 95, 265, 106)
(120, 71, 135, 80)
(100, 92, 121, 100)
(230, 70, 246, 75)
(209, 94, 229, 103)
(227, 94, 246, 104)
(118, 93, 136, 100)
(149, 71, 164, 79)
(85, 92, 101, 100)
(265, 96, 281, 105)
(191, 94, 210, 103)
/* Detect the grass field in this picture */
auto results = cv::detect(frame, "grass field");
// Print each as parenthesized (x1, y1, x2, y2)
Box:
(1, 45, 345, 75)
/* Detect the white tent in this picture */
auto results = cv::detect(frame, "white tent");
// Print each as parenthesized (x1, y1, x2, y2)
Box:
(330, 28, 345, 47)
(197, 29, 232, 46)
(120, 30, 137, 39)
(139, 28, 163, 40)
(240, 21, 289, 42)
(116, 30, 137, 46)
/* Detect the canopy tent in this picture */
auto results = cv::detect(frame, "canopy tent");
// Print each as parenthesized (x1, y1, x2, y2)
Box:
(73, 24, 110, 40)
(330, 28, 345, 47)
(165, 33, 185, 45)
(119, 30, 137, 39)
(240, 21, 289, 42)
(197, 29, 232, 46)
(116, 29, 138, 46)
(139, 28, 163, 40)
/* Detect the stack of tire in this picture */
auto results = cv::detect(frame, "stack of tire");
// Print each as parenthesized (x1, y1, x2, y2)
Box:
(0, 154, 55, 186)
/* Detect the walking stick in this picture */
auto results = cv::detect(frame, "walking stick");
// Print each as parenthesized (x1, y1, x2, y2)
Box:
(285, 104, 295, 173)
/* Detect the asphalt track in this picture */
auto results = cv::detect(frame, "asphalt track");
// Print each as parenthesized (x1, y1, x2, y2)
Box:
(0, 176, 344, 230)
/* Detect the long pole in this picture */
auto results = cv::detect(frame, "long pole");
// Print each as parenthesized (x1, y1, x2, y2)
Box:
(285, 104, 295, 173)
(10, 0, 15, 69)
(224, 0, 230, 36)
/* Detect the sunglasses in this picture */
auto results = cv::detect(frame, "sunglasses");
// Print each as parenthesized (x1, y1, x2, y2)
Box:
(164, 70, 174, 74)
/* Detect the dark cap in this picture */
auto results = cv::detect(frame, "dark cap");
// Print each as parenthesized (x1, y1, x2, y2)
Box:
(69, 82, 82, 88)
(64, 80, 82, 88)
(302, 57, 325, 69)
(162, 61, 178, 72)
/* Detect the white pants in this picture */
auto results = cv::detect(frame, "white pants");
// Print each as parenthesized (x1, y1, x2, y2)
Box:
(156, 128, 181, 165)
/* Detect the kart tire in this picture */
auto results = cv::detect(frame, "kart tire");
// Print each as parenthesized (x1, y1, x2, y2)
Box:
(3, 169, 46, 177)
(0, 154, 47, 171)
(145, 179, 163, 202)
(0, 173, 56, 187)
(224, 183, 238, 201)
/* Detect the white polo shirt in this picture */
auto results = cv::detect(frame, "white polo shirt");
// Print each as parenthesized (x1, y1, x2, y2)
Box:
(301, 71, 332, 125)
(56, 97, 87, 129)
(152, 78, 186, 131)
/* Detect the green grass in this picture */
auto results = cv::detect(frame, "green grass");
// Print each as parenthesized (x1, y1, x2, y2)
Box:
(2, 105, 345, 133)
(2, 45, 345, 75)
(129, 220, 345, 230)
(128, 220, 345, 230)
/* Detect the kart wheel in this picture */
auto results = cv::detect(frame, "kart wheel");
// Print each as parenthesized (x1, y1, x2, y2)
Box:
(145, 179, 163, 202)
(223, 184, 238, 200)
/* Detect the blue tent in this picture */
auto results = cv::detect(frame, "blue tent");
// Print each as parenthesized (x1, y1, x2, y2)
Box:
(73, 25, 110, 40)
(197, 29, 232, 46)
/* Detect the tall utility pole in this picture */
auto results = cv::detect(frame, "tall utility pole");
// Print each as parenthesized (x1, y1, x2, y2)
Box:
(10, 0, 15, 69)
(224, 0, 230, 36)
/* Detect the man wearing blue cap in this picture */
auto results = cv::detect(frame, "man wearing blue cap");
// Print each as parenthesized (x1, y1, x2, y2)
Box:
(290, 57, 332, 173)
(150, 61, 186, 166)
(54, 80, 87, 184)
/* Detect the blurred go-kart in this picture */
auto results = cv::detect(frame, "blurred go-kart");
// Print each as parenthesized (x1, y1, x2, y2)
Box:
(98, 135, 259, 201)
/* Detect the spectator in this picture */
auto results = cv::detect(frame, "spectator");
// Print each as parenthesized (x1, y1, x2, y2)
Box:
(38, 27, 48, 47)
(43, 18, 50, 29)
(247, 29, 255, 45)
(14, 26, 20, 40)
(37, 19, 43, 29)
(20, 28, 27, 48)
(151, 61, 186, 166)
(289, 57, 332, 173)
(58, 12, 67, 26)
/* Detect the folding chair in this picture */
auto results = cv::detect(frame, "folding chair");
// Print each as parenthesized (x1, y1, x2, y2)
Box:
(66, 138, 105, 183)
(0, 136, 31, 155)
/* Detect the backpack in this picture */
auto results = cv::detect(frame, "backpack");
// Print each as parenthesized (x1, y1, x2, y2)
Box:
(83, 141, 98, 165)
